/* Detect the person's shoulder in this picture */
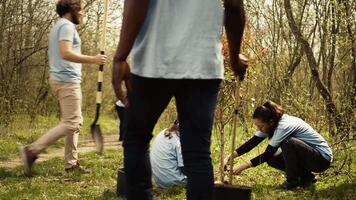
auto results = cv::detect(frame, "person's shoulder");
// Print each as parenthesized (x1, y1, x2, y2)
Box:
(278, 114, 305, 129)
(280, 114, 299, 122)
(283, 114, 306, 123)
(152, 129, 168, 147)
(276, 114, 293, 129)
(157, 129, 168, 137)
(56, 18, 75, 30)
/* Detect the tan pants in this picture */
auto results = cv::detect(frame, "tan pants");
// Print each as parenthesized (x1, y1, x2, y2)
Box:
(29, 79, 83, 169)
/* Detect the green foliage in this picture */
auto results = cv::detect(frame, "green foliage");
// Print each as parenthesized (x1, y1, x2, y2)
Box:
(0, 0, 355, 198)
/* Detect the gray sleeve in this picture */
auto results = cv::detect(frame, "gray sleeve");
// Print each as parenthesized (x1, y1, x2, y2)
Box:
(58, 24, 74, 42)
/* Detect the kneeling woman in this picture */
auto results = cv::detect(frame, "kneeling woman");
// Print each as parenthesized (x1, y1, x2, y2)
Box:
(224, 101, 332, 189)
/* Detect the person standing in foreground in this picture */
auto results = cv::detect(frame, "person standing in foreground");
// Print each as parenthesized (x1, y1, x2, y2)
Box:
(224, 101, 333, 190)
(20, 0, 107, 177)
(112, 0, 248, 199)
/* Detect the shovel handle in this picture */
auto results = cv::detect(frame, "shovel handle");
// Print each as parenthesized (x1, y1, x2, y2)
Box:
(96, 51, 105, 105)
(100, 0, 109, 51)
(228, 79, 241, 184)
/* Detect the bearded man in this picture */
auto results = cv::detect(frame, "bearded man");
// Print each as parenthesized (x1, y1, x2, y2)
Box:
(20, 0, 107, 177)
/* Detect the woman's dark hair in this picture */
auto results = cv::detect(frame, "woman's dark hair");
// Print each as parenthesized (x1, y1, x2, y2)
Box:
(56, 0, 82, 17)
(253, 100, 284, 137)
(164, 120, 179, 139)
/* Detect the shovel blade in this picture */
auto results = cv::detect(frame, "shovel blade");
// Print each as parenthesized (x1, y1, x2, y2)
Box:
(91, 124, 104, 154)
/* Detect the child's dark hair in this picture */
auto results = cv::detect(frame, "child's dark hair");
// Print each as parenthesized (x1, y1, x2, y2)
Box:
(253, 100, 284, 137)
(56, 0, 82, 17)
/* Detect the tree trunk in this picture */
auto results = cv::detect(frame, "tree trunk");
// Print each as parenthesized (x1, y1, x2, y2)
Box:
(283, 0, 346, 136)
(340, 0, 356, 110)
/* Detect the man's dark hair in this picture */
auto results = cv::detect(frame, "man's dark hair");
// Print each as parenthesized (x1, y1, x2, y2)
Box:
(253, 100, 284, 138)
(56, 0, 82, 17)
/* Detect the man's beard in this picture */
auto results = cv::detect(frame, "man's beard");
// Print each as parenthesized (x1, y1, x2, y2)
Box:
(71, 12, 80, 25)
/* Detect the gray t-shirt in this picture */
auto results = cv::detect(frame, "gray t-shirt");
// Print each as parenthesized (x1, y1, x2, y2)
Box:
(131, 0, 224, 79)
(48, 18, 82, 83)
(255, 114, 333, 162)
(150, 129, 186, 188)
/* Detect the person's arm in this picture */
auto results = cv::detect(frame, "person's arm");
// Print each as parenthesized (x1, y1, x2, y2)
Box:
(224, 0, 248, 80)
(232, 145, 278, 175)
(112, 0, 149, 106)
(250, 145, 279, 167)
(232, 160, 253, 174)
(236, 135, 265, 156)
(59, 41, 106, 64)
(223, 135, 265, 169)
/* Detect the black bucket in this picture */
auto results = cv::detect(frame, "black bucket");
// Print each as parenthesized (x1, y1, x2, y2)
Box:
(117, 168, 127, 197)
(213, 184, 252, 200)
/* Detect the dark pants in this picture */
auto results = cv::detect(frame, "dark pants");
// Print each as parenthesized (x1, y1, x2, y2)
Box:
(123, 74, 221, 200)
(115, 105, 126, 141)
(267, 137, 331, 183)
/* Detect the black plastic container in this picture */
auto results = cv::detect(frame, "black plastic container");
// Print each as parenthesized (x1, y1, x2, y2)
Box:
(213, 184, 252, 200)
(117, 168, 127, 197)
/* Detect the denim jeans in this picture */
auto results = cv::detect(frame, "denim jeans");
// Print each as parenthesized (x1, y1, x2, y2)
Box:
(123, 74, 221, 200)
(267, 137, 331, 183)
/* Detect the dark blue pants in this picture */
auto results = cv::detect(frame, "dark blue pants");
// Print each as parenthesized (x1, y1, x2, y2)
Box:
(123, 74, 221, 200)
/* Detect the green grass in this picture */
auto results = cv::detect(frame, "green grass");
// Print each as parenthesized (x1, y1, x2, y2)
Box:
(237, 164, 355, 200)
(0, 148, 354, 199)
(0, 114, 119, 161)
(0, 149, 186, 200)
(0, 115, 58, 161)
(0, 115, 355, 199)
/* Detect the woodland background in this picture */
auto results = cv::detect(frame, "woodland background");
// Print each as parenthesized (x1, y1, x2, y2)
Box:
(0, 0, 354, 199)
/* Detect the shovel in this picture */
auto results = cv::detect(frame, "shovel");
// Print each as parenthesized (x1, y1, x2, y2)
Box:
(91, 0, 109, 154)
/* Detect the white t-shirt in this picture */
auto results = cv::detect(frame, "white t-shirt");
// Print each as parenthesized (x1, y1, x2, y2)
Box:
(131, 0, 224, 79)
(150, 129, 186, 188)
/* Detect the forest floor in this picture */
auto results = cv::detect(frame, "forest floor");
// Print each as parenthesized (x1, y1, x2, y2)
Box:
(0, 134, 120, 169)
(0, 115, 354, 199)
